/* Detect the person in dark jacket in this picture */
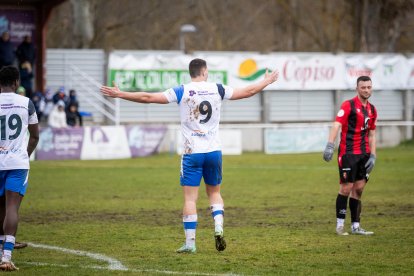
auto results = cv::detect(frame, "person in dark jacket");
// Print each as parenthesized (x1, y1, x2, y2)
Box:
(0, 32, 15, 69)
(19, 62, 34, 98)
(67, 89, 79, 109)
(52, 86, 68, 105)
(66, 103, 83, 127)
(16, 35, 35, 67)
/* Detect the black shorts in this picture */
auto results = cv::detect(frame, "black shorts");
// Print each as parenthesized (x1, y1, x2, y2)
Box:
(338, 153, 370, 184)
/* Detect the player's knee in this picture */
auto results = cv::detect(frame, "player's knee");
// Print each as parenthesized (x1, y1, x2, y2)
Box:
(184, 198, 198, 206)
(354, 188, 363, 198)
(339, 185, 352, 195)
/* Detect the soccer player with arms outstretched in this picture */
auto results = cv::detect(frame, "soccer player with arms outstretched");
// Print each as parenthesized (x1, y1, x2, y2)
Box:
(323, 76, 377, 236)
(101, 58, 278, 253)
(0, 66, 39, 270)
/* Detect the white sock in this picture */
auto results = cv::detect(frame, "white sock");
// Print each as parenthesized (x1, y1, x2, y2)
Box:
(183, 214, 197, 247)
(2, 235, 15, 262)
(352, 222, 360, 229)
(211, 204, 224, 233)
(336, 218, 345, 228)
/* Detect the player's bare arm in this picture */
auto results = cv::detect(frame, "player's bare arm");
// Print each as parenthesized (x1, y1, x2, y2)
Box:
(328, 122, 342, 144)
(323, 122, 341, 162)
(230, 69, 278, 100)
(27, 123, 39, 157)
(100, 82, 169, 104)
(368, 129, 376, 156)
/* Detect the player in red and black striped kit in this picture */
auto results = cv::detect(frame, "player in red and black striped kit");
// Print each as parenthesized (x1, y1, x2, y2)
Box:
(323, 76, 377, 236)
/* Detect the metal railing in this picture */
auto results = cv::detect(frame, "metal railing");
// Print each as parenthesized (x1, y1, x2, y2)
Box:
(69, 64, 120, 125)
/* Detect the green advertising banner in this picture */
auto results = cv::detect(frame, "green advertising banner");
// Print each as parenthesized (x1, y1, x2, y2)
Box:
(108, 69, 227, 91)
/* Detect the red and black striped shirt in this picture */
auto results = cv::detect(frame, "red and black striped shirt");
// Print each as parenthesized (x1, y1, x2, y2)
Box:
(335, 96, 377, 157)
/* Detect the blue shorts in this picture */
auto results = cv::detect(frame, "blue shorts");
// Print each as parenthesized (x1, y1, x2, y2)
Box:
(180, 151, 222, 186)
(0, 169, 29, 196)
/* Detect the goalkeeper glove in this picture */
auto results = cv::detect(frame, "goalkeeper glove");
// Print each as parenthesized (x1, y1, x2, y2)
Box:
(323, 142, 335, 162)
(365, 154, 376, 174)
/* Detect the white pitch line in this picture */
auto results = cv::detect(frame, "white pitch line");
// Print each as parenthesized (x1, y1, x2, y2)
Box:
(26, 243, 244, 276)
(27, 242, 128, 271)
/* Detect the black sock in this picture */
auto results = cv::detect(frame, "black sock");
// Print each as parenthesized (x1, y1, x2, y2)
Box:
(336, 194, 348, 219)
(349, 197, 361, 223)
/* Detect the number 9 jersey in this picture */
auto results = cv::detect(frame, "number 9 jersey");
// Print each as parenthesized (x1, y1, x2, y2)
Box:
(163, 81, 234, 154)
(0, 93, 38, 169)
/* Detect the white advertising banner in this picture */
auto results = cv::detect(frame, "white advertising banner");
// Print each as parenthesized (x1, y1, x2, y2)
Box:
(345, 54, 410, 89)
(80, 126, 132, 160)
(176, 129, 242, 155)
(227, 54, 347, 90)
(408, 56, 414, 89)
(109, 52, 412, 90)
(265, 127, 329, 154)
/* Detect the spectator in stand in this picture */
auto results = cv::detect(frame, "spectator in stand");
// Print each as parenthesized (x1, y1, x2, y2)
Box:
(19, 62, 33, 98)
(48, 100, 67, 128)
(66, 103, 83, 127)
(42, 88, 54, 122)
(0, 31, 15, 70)
(16, 35, 35, 67)
(67, 89, 79, 109)
(52, 86, 68, 106)
(31, 90, 46, 122)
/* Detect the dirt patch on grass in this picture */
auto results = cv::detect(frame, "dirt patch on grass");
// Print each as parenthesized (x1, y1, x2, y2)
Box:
(22, 204, 411, 227)
(21, 206, 287, 227)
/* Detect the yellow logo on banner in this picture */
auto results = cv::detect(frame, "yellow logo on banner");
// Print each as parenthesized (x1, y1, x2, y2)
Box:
(238, 59, 268, 81)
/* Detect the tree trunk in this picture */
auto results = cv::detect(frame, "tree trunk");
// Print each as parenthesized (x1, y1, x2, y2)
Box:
(71, 0, 94, 48)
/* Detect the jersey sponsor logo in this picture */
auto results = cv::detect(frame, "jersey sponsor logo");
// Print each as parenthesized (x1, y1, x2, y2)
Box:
(189, 90, 196, 96)
(197, 90, 215, 96)
(357, 108, 360, 113)
(191, 130, 206, 137)
(337, 109, 345, 117)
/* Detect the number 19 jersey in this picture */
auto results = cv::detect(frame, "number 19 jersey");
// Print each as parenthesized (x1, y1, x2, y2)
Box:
(163, 81, 234, 154)
(0, 93, 38, 170)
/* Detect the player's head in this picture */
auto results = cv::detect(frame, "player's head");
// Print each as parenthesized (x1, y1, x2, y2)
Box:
(0, 66, 20, 91)
(1, 31, 9, 41)
(356, 76, 372, 100)
(189, 58, 208, 80)
(356, 76, 371, 86)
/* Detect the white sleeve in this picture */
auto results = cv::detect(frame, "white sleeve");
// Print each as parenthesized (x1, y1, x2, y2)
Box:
(223, 84, 234, 100)
(163, 88, 178, 103)
(28, 112, 38, 124)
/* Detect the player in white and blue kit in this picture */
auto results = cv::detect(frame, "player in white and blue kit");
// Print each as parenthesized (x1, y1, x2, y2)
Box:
(101, 59, 278, 253)
(0, 66, 39, 270)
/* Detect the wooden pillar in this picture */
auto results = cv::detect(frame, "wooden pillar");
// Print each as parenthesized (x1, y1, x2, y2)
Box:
(34, 3, 55, 92)
(404, 90, 413, 140)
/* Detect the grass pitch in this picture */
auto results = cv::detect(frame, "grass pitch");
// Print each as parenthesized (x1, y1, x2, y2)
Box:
(13, 142, 414, 275)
